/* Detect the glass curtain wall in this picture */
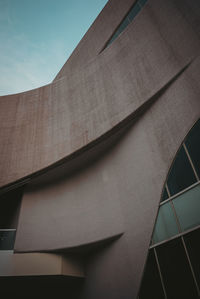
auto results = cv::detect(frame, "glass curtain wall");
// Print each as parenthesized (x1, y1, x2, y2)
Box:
(139, 119, 200, 299)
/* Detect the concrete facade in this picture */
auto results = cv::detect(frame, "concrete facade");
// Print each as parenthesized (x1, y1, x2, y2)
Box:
(0, 0, 200, 298)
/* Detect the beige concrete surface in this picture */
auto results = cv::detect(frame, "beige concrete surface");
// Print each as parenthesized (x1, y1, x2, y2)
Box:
(0, 251, 84, 277)
(1, 0, 200, 298)
(1, 0, 200, 188)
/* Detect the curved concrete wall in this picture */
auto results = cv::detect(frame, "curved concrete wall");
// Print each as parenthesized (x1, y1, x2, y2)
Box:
(15, 56, 200, 298)
(1, 0, 200, 188)
(1, 0, 200, 298)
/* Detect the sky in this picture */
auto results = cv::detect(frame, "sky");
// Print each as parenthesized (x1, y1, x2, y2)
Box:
(0, 0, 108, 95)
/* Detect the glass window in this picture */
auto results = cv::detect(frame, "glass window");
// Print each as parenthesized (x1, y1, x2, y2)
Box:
(156, 238, 198, 298)
(107, 17, 130, 47)
(115, 16, 130, 37)
(0, 230, 16, 250)
(167, 146, 197, 196)
(185, 119, 200, 179)
(105, 0, 148, 49)
(143, 119, 200, 296)
(138, 0, 148, 8)
(184, 228, 200, 289)
(161, 187, 169, 202)
(139, 249, 165, 299)
(173, 184, 200, 232)
(152, 202, 179, 244)
(0, 187, 23, 229)
(107, 33, 118, 47)
(127, 3, 141, 23)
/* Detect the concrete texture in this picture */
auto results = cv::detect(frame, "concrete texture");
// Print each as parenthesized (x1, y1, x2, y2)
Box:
(0, 251, 84, 277)
(15, 56, 200, 298)
(1, 0, 200, 188)
(1, 0, 200, 298)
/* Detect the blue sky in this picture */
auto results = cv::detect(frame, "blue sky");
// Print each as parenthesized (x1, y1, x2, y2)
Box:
(0, 0, 108, 95)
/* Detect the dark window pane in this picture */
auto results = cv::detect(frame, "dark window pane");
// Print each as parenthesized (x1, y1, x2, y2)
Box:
(139, 249, 165, 299)
(107, 33, 117, 46)
(152, 202, 179, 244)
(161, 187, 168, 202)
(107, 17, 130, 47)
(138, 0, 148, 7)
(0, 187, 23, 229)
(106, 0, 147, 49)
(167, 146, 197, 196)
(184, 228, 200, 289)
(156, 238, 198, 298)
(0, 230, 16, 250)
(107, 33, 118, 46)
(185, 119, 200, 178)
(128, 3, 141, 23)
(115, 17, 130, 37)
(173, 184, 200, 232)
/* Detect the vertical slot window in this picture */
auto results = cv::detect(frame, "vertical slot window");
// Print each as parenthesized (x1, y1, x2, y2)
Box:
(104, 0, 148, 50)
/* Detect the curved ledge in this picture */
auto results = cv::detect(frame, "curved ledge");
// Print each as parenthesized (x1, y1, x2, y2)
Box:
(15, 233, 123, 254)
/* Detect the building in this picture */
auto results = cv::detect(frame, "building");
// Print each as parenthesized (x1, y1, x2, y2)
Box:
(0, 0, 200, 298)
